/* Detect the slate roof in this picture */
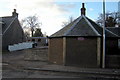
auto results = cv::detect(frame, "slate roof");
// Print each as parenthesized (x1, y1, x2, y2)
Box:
(50, 15, 118, 37)
(106, 27, 120, 37)
(0, 16, 17, 35)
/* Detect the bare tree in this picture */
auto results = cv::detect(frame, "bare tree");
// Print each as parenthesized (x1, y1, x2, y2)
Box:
(21, 15, 42, 37)
(97, 12, 120, 27)
(24, 31, 30, 38)
(62, 16, 74, 27)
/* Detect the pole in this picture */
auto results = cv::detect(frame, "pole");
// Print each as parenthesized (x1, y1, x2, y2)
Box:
(102, 0, 106, 68)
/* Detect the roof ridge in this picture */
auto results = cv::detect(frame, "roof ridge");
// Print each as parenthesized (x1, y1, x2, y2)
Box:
(87, 17, 119, 37)
(0, 16, 13, 18)
(83, 15, 101, 36)
(86, 17, 103, 28)
(2, 16, 17, 36)
(64, 16, 83, 36)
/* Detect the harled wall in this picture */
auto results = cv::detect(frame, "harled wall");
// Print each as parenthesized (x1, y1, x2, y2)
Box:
(65, 37, 101, 68)
(48, 38, 63, 65)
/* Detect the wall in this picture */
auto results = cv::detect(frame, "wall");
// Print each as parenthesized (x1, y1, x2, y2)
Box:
(106, 55, 120, 68)
(65, 37, 100, 68)
(48, 38, 63, 65)
(105, 38, 120, 68)
(27, 37, 47, 46)
(24, 48, 48, 61)
(106, 38, 119, 55)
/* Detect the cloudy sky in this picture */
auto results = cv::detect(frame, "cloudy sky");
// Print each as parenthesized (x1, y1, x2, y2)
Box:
(0, 0, 119, 36)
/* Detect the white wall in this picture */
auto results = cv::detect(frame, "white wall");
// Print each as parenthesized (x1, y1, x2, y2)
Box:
(8, 42, 34, 51)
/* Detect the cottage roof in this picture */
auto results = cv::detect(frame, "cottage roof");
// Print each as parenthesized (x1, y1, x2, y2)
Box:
(50, 15, 118, 37)
(50, 3, 119, 38)
(1, 16, 17, 35)
(0, 9, 19, 35)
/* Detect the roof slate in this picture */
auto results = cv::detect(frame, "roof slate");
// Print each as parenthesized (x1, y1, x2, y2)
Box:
(0, 16, 16, 34)
(50, 15, 118, 37)
(106, 27, 120, 37)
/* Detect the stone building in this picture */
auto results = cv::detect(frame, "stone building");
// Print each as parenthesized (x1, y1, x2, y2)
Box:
(106, 27, 120, 68)
(27, 37, 48, 46)
(48, 3, 119, 68)
(0, 9, 26, 51)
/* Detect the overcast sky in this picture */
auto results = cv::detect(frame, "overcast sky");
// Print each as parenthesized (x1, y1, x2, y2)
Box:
(0, 0, 119, 36)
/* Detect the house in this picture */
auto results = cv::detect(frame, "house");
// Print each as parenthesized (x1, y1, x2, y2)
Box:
(27, 37, 48, 46)
(0, 9, 26, 51)
(48, 3, 119, 68)
(105, 27, 120, 68)
(106, 27, 120, 55)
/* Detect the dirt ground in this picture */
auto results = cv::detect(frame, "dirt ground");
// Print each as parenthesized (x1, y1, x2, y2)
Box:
(2, 47, 120, 79)
(2, 47, 81, 78)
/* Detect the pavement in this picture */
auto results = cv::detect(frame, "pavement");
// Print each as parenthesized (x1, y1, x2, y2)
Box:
(2, 47, 120, 79)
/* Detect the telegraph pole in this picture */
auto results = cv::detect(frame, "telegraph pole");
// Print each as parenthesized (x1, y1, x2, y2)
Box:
(102, 0, 106, 68)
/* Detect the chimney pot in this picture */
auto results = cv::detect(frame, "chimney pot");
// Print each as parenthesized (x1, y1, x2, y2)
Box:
(12, 9, 18, 17)
(81, 3, 86, 15)
(82, 3, 85, 8)
(14, 9, 16, 12)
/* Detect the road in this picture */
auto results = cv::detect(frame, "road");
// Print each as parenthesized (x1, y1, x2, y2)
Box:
(2, 48, 120, 79)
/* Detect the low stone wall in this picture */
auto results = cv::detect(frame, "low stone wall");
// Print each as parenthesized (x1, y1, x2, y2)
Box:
(24, 47, 48, 61)
(106, 55, 120, 68)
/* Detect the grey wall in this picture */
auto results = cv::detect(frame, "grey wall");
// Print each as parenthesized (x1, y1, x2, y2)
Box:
(106, 38, 119, 55)
(105, 38, 120, 68)
(48, 38, 63, 65)
(106, 55, 120, 68)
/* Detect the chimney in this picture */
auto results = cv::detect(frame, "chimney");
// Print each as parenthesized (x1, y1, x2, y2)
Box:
(81, 3, 86, 15)
(12, 9, 18, 17)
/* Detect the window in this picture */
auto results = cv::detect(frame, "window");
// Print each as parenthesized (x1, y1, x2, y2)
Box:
(28, 40, 31, 42)
(38, 39, 41, 42)
(32, 39, 35, 42)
